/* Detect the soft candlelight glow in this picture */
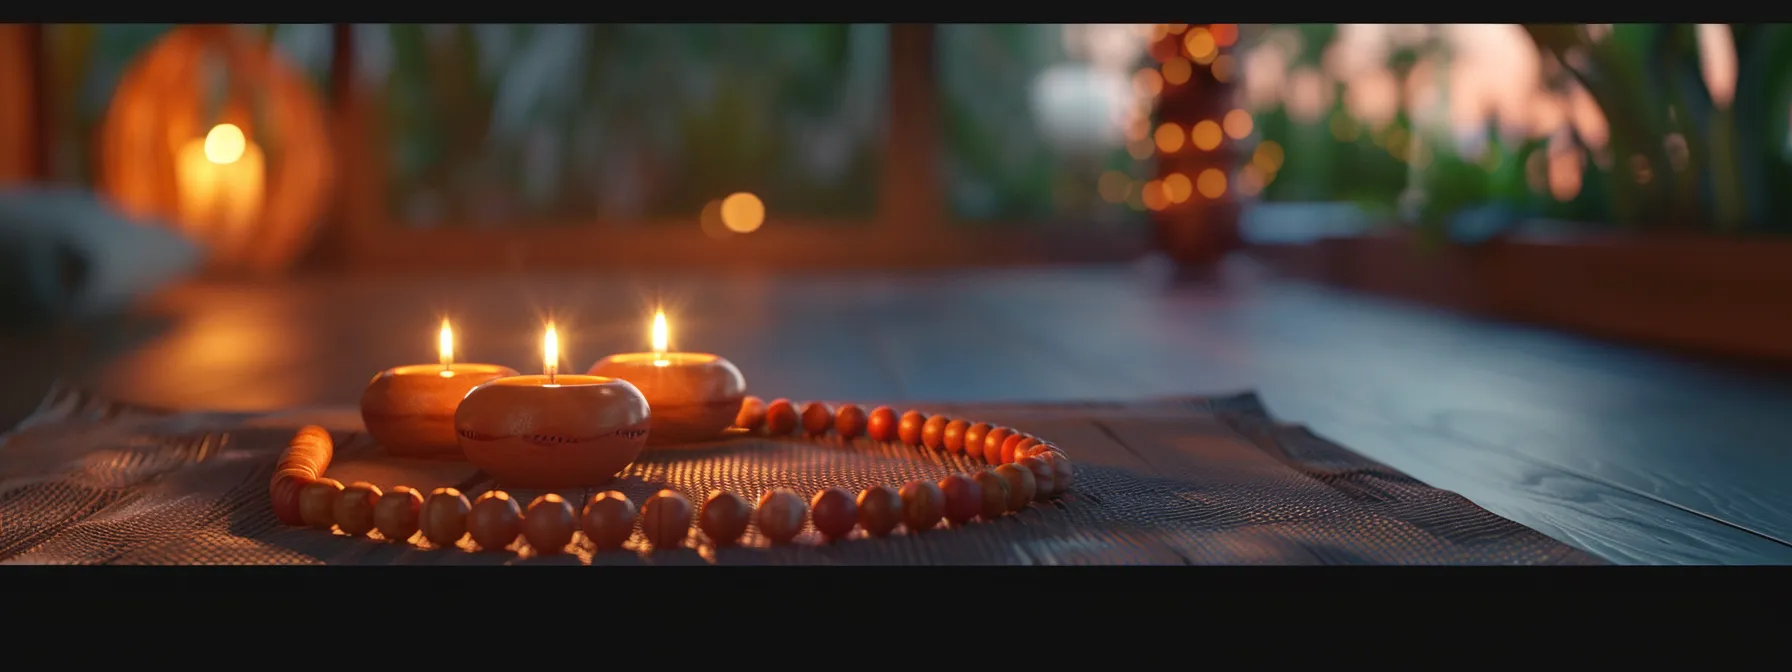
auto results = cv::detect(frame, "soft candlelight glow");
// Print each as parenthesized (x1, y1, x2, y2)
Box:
(438, 319, 455, 375)
(544, 323, 560, 383)
(176, 122, 265, 252)
(651, 310, 670, 365)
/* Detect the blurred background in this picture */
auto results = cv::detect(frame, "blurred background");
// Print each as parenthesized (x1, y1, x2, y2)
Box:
(3, 23, 1791, 418)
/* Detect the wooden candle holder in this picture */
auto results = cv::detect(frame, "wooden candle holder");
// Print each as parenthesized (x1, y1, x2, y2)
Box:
(586, 353, 746, 446)
(360, 364, 517, 459)
(454, 375, 651, 489)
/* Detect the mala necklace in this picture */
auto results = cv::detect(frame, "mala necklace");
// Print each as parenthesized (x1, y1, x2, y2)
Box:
(267, 397, 1077, 555)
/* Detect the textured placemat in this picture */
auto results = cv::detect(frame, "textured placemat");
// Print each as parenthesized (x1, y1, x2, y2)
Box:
(0, 384, 1603, 565)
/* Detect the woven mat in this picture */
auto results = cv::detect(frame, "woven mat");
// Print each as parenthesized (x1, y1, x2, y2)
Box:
(0, 384, 1602, 565)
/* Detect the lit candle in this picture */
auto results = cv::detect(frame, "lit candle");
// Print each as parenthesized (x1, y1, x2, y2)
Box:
(359, 319, 518, 459)
(175, 123, 266, 261)
(455, 322, 651, 489)
(587, 309, 747, 445)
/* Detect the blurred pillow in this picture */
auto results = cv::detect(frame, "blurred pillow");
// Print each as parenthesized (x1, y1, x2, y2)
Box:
(0, 186, 199, 332)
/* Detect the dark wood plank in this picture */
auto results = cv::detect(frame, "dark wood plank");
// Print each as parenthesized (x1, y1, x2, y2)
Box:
(34, 263, 1792, 565)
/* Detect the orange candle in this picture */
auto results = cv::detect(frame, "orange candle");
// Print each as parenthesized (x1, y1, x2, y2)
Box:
(360, 319, 516, 459)
(587, 309, 747, 445)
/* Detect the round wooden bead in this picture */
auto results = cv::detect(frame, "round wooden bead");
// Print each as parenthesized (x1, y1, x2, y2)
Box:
(641, 489, 694, 550)
(270, 473, 312, 526)
(800, 401, 835, 436)
(973, 470, 1010, 520)
(736, 395, 768, 431)
(995, 464, 1037, 511)
(938, 474, 982, 526)
(522, 493, 577, 555)
(897, 410, 927, 446)
(1044, 453, 1075, 495)
(298, 478, 344, 529)
(942, 420, 970, 454)
(962, 423, 991, 459)
(856, 485, 902, 538)
(981, 427, 1014, 464)
(581, 491, 639, 551)
(834, 404, 868, 439)
(1005, 436, 1043, 465)
(373, 485, 424, 543)
(764, 398, 799, 435)
(332, 481, 383, 537)
(866, 406, 899, 442)
(810, 487, 858, 542)
(1017, 456, 1055, 500)
(1021, 442, 1060, 460)
(898, 480, 945, 534)
(996, 433, 1029, 464)
(921, 415, 951, 451)
(469, 491, 523, 551)
(421, 487, 472, 547)
(756, 489, 808, 544)
(699, 490, 753, 546)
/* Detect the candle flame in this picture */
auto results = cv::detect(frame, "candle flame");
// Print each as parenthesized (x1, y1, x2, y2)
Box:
(651, 310, 669, 355)
(544, 323, 559, 383)
(438, 319, 454, 373)
(204, 124, 247, 165)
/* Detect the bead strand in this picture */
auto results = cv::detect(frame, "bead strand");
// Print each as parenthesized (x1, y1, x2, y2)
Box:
(270, 399, 1075, 557)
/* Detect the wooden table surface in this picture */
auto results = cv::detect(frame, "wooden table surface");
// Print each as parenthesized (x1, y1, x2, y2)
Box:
(13, 258, 1792, 565)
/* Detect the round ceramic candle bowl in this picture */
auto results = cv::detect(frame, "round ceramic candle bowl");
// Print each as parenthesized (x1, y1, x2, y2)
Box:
(453, 375, 651, 489)
(586, 353, 746, 446)
(360, 364, 518, 459)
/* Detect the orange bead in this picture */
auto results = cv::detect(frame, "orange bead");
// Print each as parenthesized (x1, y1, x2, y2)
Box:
(897, 410, 927, 446)
(866, 406, 899, 442)
(810, 487, 858, 542)
(1004, 435, 1040, 465)
(699, 490, 753, 546)
(942, 420, 970, 454)
(1018, 456, 1055, 500)
(856, 485, 902, 537)
(921, 415, 951, 451)
(800, 401, 835, 437)
(421, 487, 472, 547)
(332, 481, 383, 537)
(756, 489, 808, 544)
(764, 398, 799, 435)
(641, 489, 694, 550)
(1044, 453, 1076, 495)
(736, 395, 767, 430)
(270, 474, 312, 526)
(981, 427, 1014, 464)
(522, 493, 577, 555)
(898, 480, 945, 533)
(834, 404, 869, 439)
(973, 470, 1010, 520)
(962, 423, 991, 459)
(1022, 442, 1059, 460)
(469, 491, 523, 551)
(298, 478, 344, 529)
(581, 491, 638, 551)
(373, 485, 424, 543)
(939, 474, 982, 526)
(995, 464, 1036, 511)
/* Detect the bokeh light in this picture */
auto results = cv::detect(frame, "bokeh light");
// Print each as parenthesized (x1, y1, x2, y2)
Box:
(1210, 24, 1239, 48)
(204, 123, 247, 165)
(720, 192, 765, 233)
(1162, 57, 1192, 86)
(1133, 68, 1164, 97)
(1253, 141, 1285, 173)
(1154, 123, 1186, 153)
(1196, 168, 1228, 199)
(1222, 109, 1254, 140)
(1191, 120, 1223, 151)
(1184, 28, 1217, 62)
(1141, 179, 1170, 211)
(1127, 138, 1156, 160)
(699, 199, 729, 239)
(1211, 54, 1236, 83)
(1098, 170, 1130, 203)
(1163, 172, 1193, 203)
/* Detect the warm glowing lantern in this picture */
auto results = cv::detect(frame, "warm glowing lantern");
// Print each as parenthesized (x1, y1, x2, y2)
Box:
(97, 25, 333, 276)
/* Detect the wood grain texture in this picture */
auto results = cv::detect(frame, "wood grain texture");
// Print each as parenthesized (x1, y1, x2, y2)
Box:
(30, 261, 1792, 565)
